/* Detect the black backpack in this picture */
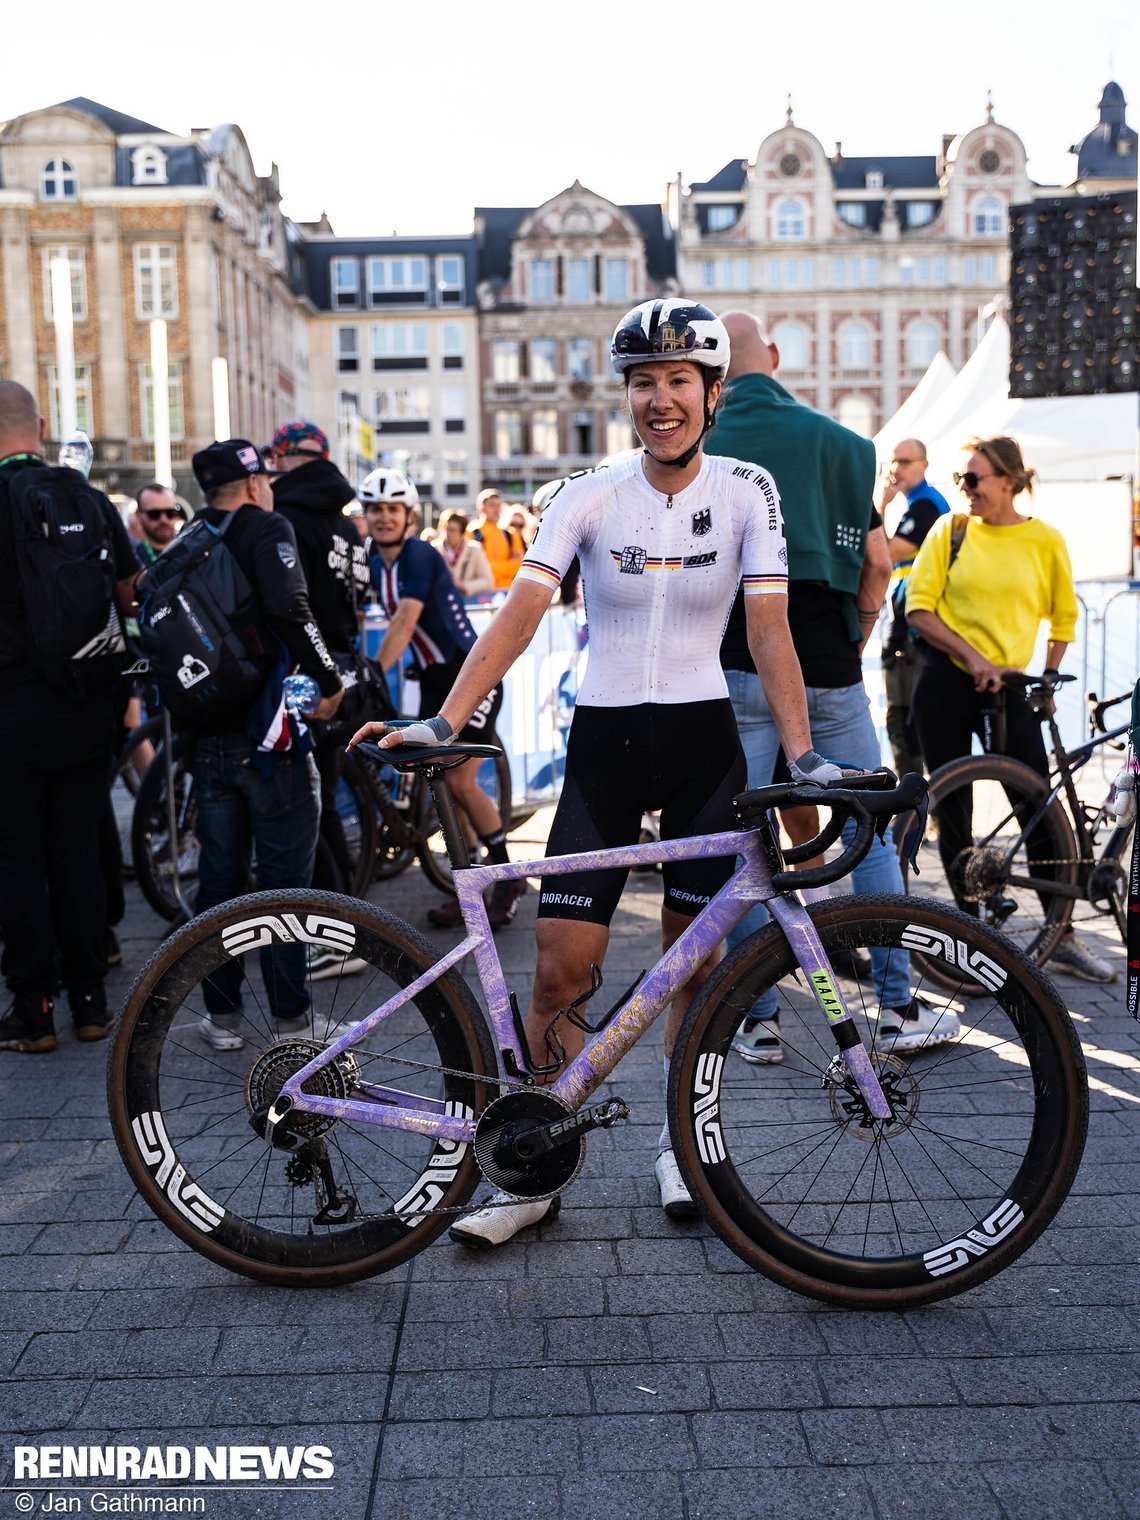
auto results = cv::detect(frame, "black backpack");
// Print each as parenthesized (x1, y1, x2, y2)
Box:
(8, 464, 127, 696)
(134, 513, 272, 725)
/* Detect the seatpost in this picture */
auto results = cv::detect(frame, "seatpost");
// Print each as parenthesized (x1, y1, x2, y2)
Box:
(423, 765, 472, 870)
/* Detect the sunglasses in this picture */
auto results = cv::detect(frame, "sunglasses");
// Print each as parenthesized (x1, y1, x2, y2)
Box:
(952, 471, 998, 489)
(141, 508, 180, 520)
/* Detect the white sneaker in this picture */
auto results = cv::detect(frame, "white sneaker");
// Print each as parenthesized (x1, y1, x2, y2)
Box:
(655, 1148, 699, 1221)
(877, 997, 961, 1054)
(275, 1012, 360, 1042)
(307, 947, 368, 982)
(449, 1191, 560, 1249)
(730, 1018, 783, 1064)
(1049, 931, 1117, 984)
(197, 1015, 244, 1052)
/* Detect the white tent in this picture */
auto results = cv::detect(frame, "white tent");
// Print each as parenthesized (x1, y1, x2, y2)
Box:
(907, 316, 1014, 460)
(873, 350, 956, 460)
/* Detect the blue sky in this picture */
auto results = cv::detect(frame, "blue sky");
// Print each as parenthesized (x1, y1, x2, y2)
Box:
(8, 0, 1136, 234)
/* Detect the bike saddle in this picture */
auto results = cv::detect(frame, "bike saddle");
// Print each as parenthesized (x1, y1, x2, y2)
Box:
(1003, 671, 1076, 690)
(356, 738, 501, 771)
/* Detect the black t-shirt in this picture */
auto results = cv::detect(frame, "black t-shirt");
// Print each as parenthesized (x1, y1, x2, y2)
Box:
(885, 494, 945, 651)
(271, 460, 367, 652)
(0, 453, 137, 691)
(720, 507, 881, 689)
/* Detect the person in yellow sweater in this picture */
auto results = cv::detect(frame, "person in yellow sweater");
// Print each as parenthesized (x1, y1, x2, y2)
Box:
(906, 433, 1111, 982)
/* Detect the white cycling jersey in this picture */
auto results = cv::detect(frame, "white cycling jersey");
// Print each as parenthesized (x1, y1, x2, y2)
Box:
(517, 451, 788, 705)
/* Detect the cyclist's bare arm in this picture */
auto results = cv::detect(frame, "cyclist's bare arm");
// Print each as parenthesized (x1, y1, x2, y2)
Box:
(744, 594, 812, 761)
(348, 577, 552, 750)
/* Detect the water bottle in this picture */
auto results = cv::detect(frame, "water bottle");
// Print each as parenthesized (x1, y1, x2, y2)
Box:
(283, 673, 320, 718)
(58, 431, 94, 477)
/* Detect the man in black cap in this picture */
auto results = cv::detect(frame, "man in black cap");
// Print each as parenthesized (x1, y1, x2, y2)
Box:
(187, 438, 344, 1051)
(269, 421, 374, 940)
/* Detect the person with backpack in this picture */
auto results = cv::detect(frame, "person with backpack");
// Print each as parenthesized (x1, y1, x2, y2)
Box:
(147, 438, 344, 1050)
(0, 381, 140, 1054)
(878, 439, 949, 781)
(269, 420, 382, 976)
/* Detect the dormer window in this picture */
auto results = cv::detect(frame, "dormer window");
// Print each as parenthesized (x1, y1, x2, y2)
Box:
(907, 202, 936, 228)
(131, 146, 168, 186)
(707, 205, 738, 231)
(41, 159, 77, 200)
(865, 170, 885, 191)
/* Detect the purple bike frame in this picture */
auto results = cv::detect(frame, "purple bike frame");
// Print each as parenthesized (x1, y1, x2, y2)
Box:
(275, 827, 892, 1140)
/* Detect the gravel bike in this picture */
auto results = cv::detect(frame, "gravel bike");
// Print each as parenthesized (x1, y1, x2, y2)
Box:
(108, 746, 1087, 1309)
(900, 673, 1133, 988)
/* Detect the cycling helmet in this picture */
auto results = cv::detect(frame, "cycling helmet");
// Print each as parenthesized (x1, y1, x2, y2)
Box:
(358, 467, 420, 509)
(610, 299, 730, 379)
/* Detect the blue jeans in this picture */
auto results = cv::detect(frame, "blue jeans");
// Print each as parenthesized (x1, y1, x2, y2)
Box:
(191, 734, 321, 1020)
(724, 669, 911, 1016)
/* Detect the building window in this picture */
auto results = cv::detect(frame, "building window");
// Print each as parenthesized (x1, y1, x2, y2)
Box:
(899, 255, 948, 286)
(332, 258, 360, 309)
(568, 338, 593, 380)
(837, 321, 872, 370)
(42, 248, 87, 322)
(605, 410, 634, 456)
(134, 244, 179, 319)
(141, 361, 185, 441)
(905, 319, 941, 370)
(570, 411, 594, 457)
(47, 364, 92, 436)
(530, 258, 555, 302)
(963, 253, 999, 284)
(566, 258, 592, 302)
(865, 170, 884, 191)
(772, 321, 809, 373)
(437, 255, 465, 304)
(41, 159, 77, 200)
(375, 386, 431, 424)
(529, 338, 557, 383)
(494, 410, 522, 459)
(837, 203, 866, 227)
(974, 196, 1004, 235)
(441, 322, 465, 366)
(442, 386, 466, 432)
(907, 201, 936, 228)
(706, 205, 738, 231)
(774, 198, 806, 240)
(370, 323, 429, 367)
(491, 339, 520, 382)
(603, 258, 629, 303)
(532, 409, 559, 459)
(367, 256, 428, 305)
(836, 395, 874, 437)
(130, 146, 168, 185)
(336, 327, 360, 372)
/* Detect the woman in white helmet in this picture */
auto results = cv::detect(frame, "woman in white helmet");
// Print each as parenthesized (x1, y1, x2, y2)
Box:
(352, 297, 840, 1244)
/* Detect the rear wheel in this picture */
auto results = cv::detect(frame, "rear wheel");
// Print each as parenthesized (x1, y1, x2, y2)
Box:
(669, 895, 1087, 1309)
(108, 888, 498, 1286)
(131, 738, 197, 923)
(900, 754, 1079, 987)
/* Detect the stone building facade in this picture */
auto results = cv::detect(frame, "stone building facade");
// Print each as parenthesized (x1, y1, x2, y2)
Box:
(0, 97, 304, 501)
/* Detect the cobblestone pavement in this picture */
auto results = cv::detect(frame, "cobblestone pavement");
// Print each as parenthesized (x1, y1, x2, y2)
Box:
(0, 806, 1137, 1520)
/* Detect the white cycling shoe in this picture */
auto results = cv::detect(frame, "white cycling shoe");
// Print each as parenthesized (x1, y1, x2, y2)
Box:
(449, 1191, 560, 1250)
(655, 1148, 699, 1221)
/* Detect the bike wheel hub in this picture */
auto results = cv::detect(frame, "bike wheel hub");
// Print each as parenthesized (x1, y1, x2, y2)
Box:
(245, 1039, 359, 1141)
(826, 1054, 919, 1140)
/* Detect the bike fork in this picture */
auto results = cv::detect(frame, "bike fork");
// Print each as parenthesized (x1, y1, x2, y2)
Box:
(767, 896, 893, 1121)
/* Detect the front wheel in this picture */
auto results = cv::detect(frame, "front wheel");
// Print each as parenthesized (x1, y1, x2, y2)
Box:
(668, 896, 1087, 1309)
(108, 888, 498, 1286)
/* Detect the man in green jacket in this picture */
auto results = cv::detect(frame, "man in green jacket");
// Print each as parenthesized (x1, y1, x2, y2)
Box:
(708, 311, 958, 1058)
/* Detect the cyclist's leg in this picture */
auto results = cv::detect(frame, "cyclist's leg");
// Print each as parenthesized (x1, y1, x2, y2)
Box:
(190, 738, 255, 1019)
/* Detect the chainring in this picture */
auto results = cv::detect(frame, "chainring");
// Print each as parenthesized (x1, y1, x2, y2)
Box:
(473, 1089, 584, 1198)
